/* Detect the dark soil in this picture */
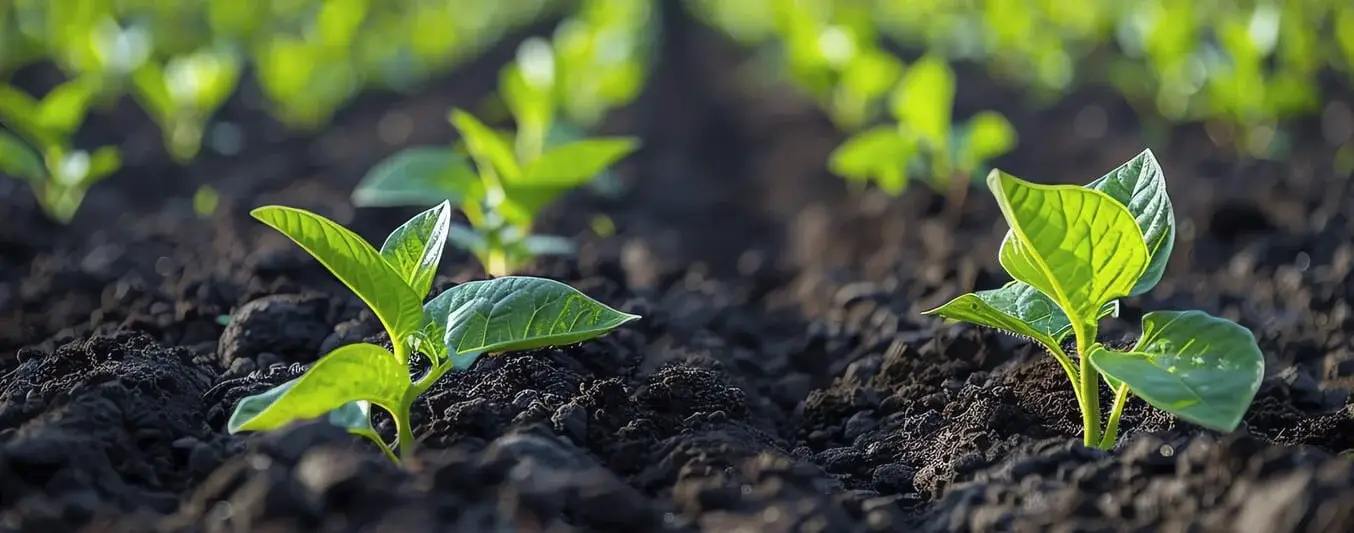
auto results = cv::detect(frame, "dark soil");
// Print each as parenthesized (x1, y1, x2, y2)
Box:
(5, 5, 1354, 533)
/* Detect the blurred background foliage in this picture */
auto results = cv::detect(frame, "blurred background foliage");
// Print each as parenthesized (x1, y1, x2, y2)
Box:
(2, 0, 1353, 221)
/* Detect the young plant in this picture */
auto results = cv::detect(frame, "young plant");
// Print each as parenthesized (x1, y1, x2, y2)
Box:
(227, 202, 639, 462)
(130, 48, 242, 162)
(923, 150, 1264, 449)
(0, 79, 121, 223)
(829, 55, 1017, 218)
(351, 108, 639, 277)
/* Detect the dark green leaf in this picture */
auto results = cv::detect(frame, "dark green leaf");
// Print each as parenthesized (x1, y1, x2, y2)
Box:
(0, 130, 45, 180)
(422, 276, 639, 358)
(1086, 149, 1174, 296)
(1088, 310, 1265, 432)
(379, 201, 452, 297)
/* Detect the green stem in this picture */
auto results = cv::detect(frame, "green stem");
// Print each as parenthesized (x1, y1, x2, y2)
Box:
(1047, 342, 1083, 409)
(412, 361, 454, 397)
(1098, 383, 1131, 450)
(485, 248, 510, 277)
(351, 429, 398, 463)
(1076, 329, 1102, 448)
(394, 399, 415, 460)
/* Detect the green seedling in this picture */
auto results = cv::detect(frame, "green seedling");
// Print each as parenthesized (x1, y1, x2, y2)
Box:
(830, 55, 1017, 218)
(923, 150, 1264, 449)
(227, 202, 639, 462)
(352, 108, 638, 277)
(0, 79, 121, 223)
(131, 48, 242, 162)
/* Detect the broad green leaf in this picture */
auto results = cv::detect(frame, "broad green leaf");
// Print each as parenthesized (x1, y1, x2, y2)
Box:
(518, 138, 639, 187)
(449, 109, 521, 180)
(352, 147, 480, 207)
(37, 77, 99, 135)
(828, 126, 915, 194)
(960, 111, 1016, 168)
(228, 377, 375, 433)
(252, 206, 425, 341)
(840, 49, 904, 101)
(989, 170, 1149, 328)
(890, 55, 954, 150)
(422, 276, 639, 357)
(1085, 149, 1175, 296)
(923, 281, 1120, 344)
(227, 343, 409, 433)
(0, 131, 44, 180)
(379, 201, 452, 297)
(1088, 310, 1264, 432)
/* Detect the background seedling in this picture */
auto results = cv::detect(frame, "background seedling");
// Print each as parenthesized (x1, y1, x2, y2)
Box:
(228, 202, 639, 462)
(352, 106, 638, 277)
(0, 79, 121, 223)
(829, 55, 1017, 220)
(924, 149, 1265, 449)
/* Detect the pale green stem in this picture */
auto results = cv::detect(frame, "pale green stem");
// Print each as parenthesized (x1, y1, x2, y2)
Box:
(1075, 328, 1102, 447)
(1098, 383, 1132, 450)
(351, 428, 398, 463)
(394, 399, 415, 459)
(1046, 342, 1083, 409)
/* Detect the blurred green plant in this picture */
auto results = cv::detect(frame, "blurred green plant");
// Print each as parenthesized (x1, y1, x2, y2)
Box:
(829, 55, 1016, 209)
(0, 79, 120, 222)
(132, 47, 242, 161)
(352, 108, 638, 276)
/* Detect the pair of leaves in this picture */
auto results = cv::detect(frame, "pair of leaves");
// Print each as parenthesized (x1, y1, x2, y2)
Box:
(926, 150, 1173, 344)
(232, 206, 640, 436)
(351, 110, 638, 225)
(0, 79, 101, 151)
(251, 203, 446, 350)
(925, 154, 1262, 432)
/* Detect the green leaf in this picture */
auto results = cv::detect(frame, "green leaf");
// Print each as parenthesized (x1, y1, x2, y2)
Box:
(518, 138, 639, 187)
(840, 49, 904, 102)
(989, 170, 1149, 329)
(0, 85, 57, 149)
(449, 109, 521, 180)
(0, 131, 45, 180)
(379, 201, 452, 297)
(1088, 310, 1265, 432)
(1085, 149, 1175, 296)
(37, 77, 99, 136)
(959, 111, 1016, 168)
(229, 377, 375, 433)
(227, 343, 409, 433)
(923, 281, 1119, 345)
(828, 126, 915, 195)
(352, 147, 480, 207)
(891, 55, 954, 150)
(84, 146, 121, 185)
(422, 276, 639, 358)
(251, 206, 425, 341)
(131, 63, 174, 123)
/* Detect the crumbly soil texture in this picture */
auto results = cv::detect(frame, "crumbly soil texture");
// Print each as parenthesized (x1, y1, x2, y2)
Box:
(5, 9, 1354, 533)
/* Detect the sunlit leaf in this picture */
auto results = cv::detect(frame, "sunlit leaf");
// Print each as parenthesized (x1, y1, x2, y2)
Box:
(227, 343, 408, 433)
(352, 147, 481, 207)
(379, 201, 452, 297)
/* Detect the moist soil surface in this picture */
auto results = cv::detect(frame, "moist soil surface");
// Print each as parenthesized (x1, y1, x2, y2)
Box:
(5, 8, 1354, 533)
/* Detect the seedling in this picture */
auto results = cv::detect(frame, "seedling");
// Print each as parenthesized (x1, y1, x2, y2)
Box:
(0, 79, 121, 223)
(923, 150, 1264, 449)
(352, 108, 638, 276)
(830, 55, 1017, 219)
(130, 48, 242, 162)
(227, 202, 639, 462)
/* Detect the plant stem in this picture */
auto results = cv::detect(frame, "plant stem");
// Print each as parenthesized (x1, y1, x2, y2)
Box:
(1076, 330, 1101, 447)
(352, 429, 399, 463)
(485, 248, 510, 277)
(394, 399, 415, 460)
(1047, 343, 1083, 409)
(1098, 383, 1131, 450)
(411, 361, 454, 397)
(393, 339, 410, 366)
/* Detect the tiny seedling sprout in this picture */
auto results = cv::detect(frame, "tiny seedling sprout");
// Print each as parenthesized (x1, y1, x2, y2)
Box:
(227, 202, 639, 463)
(923, 149, 1265, 449)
